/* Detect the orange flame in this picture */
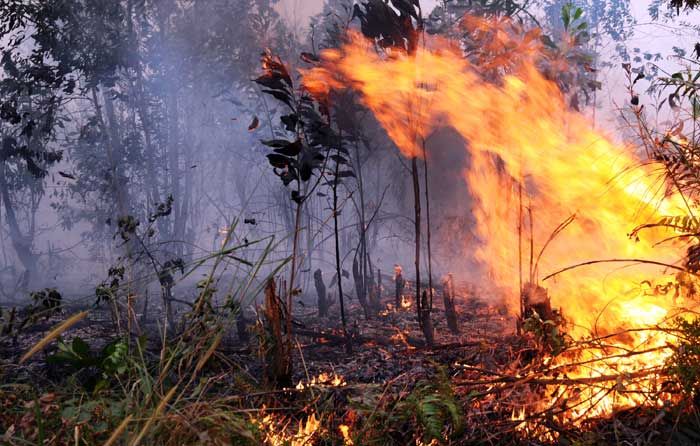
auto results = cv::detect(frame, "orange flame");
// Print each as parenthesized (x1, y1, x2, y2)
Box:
(301, 21, 698, 422)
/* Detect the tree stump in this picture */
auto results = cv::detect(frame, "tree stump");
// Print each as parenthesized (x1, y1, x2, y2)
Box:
(521, 282, 554, 322)
(394, 265, 405, 309)
(420, 290, 435, 347)
(314, 269, 328, 317)
(442, 273, 460, 334)
(262, 277, 292, 388)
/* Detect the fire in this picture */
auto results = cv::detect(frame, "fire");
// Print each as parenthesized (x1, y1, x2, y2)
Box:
(258, 410, 322, 446)
(301, 19, 699, 424)
(295, 372, 346, 390)
(339, 424, 354, 445)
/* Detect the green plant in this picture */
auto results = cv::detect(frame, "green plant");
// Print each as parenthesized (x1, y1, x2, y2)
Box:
(47, 336, 128, 391)
(522, 309, 570, 355)
(394, 368, 464, 444)
(666, 318, 700, 397)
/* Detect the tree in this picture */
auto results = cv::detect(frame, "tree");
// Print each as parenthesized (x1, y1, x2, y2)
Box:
(0, 1, 124, 291)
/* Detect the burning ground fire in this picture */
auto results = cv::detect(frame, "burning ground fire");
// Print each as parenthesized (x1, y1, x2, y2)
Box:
(295, 372, 346, 390)
(258, 373, 347, 445)
(301, 17, 700, 429)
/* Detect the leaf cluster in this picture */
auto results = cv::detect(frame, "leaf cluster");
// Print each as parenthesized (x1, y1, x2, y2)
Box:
(47, 336, 129, 391)
(353, 0, 422, 54)
(256, 51, 357, 203)
(393, 368, 464, 443)
(666, 318, 700, 397)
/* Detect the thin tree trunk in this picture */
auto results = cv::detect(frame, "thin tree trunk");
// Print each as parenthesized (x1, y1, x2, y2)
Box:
(352, 256, 370, 318)
(421, 140, 435, 342)
(332, 157, 350, 352)
(287, 201, 302, 361)
(518, 181, 523, 334)
(353, 140, 370, 316)
(411, 157, 422, 320)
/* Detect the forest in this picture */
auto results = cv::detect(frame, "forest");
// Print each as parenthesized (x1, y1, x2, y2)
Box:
(2, 0, 700, 444)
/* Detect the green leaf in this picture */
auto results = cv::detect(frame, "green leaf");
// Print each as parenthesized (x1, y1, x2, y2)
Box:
(71, 337, 92, 358)
(561, 4, 571, 29)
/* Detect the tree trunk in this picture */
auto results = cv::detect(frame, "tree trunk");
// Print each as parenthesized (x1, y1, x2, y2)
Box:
(0, 169, 38, 289)
(411, 156, 434, 345)
(421, 140, 435, 343)
(420, 290, 435, 346)
(394, 267, 405, 309)
(352, 257, 370, 318)
(332, 162, 350, 352)
(262, 278, 292, 388)
(314, 269, 328, 317)
(286, 202, 303, 358)
(442, 273, 460, 334)
(412, 156, 421, 313)
(236, 309, 250, 344)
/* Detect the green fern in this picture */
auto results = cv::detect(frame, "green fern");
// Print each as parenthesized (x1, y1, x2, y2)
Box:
(395, 367, 463, 444)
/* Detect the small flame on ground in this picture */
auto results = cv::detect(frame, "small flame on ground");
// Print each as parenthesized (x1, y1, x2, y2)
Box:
(257, 410, 321, 446)
(295, 372, 346, 390)
(339, 424, 354, 445)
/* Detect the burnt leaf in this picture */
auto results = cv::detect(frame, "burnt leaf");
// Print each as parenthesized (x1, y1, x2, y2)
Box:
(267, 153, 291, 168)
(255, 74, 289, 92)
(262, 139, 293, 148)
(281, 114, 298, 132)
(337, 170, 356, 178)
(277, 167, 296, 186)
(669, 93, 680, 109)
(248, 116, 259, 131)
(148, 195, 174, 223)
(299, 150, 325, 181)
(330, 154, 348, 164)
(273, 139, 302, 157)
(258, 52, 292, 87)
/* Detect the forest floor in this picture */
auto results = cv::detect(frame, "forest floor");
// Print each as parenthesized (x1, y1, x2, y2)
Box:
(2, 286, 700, 445)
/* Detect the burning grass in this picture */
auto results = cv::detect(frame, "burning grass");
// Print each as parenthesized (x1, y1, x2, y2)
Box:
(4, 288, 700, 445)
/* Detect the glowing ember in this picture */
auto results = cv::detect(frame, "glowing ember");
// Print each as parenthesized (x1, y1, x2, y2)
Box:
(301, 18, 699, 424)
